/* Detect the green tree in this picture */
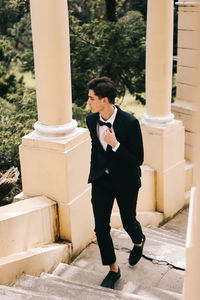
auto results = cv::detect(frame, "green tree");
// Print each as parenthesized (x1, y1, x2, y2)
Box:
(68, 0, 105, 24)
(0, 88, 37, 172)
(9, 13, 34, 72)
(0, 37, 24, 99)
(0, 36, 37, 172)
(116, 0, 147, 20)
(70, 10, 145, 105)
(0, 0, 29, 35)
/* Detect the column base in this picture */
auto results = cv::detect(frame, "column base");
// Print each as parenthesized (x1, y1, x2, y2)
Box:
(141, 112, 174, 127)
(141, 119, 185, 218)
(34, 119, 78, 139)
(19, 127, 94, 255)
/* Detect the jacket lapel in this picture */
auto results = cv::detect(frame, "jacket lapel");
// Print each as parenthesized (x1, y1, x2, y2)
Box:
(90, 113, 105, 152)
(113, 106, 124, 140)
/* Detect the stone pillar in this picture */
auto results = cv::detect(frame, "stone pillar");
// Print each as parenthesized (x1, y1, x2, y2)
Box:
(172, 1, 200, 161)
(183, 3, 200, 299)
(141, 0, 185, 217)
(19, 0, 94, 256)
(30, 0, 76, 139)
(144, 0, 174, 126)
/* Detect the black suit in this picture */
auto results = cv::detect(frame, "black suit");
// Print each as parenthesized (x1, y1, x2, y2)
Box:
(86, 106, 144, 265)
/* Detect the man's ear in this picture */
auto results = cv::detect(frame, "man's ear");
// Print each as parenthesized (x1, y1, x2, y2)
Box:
(102, 97, 109, 104)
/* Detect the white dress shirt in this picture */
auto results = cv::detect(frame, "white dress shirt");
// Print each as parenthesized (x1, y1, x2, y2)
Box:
(98, 106, 120, 152)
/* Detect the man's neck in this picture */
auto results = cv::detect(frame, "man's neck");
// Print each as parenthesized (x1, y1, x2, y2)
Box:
(100, 105, 115, 121)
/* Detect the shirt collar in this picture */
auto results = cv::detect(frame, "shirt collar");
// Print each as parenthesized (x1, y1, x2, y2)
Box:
(99, 105, 117, 125)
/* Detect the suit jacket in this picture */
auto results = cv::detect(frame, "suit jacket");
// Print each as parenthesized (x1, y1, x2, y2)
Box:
(86, 106, 144, 190)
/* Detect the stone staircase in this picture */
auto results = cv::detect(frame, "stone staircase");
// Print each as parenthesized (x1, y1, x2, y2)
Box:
(0, 196, 72, 286)
(0, 225, 185, 299)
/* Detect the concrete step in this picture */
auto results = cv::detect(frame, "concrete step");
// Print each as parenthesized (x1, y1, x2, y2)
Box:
(110, 228, 185, 270)
(72, 234, 184, 295)
(0, 243, 71, 286)
(146, 225, 186, 238)
(9, 221, 185, 300)
(112, 210, 164, 229)
(113, 226, 185, 251)
(53, 261, 102, 286)
(14, 273, 147, 300)
(0, 284, 59, 299)
(145, 226, 185, 240)
(0, 196, 59, 258)
(160, 208, 189, 237)
(52, 263, 182, 300)
(143, 226, 185, 246)
(136, 211, 164, 227)
(14, 272, 182, 300)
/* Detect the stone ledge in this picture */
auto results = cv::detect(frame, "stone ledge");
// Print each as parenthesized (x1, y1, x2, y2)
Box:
(111, 211, 164, 229)
(0, 243, 71, 286)
(21, 128, 89, 152)
(0, 196, 59, 257)
(137, 211, 164, 227)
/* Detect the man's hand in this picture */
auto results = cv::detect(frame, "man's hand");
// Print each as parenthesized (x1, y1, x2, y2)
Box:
(103, 127, 118, 148)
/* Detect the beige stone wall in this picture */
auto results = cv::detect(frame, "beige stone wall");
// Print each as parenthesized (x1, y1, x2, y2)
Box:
(181, 2, 200, 299)
(172, 4, 200, 161)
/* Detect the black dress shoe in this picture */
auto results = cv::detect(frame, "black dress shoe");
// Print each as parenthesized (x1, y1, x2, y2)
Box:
(129, 234, 146, 266)
(100, 267, 121, 289)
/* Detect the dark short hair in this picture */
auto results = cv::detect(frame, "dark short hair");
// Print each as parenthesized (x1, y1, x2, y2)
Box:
(87, 77, 117, 104)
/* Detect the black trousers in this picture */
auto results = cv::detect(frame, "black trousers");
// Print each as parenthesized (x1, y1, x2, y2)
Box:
(91, 173, 143, 266)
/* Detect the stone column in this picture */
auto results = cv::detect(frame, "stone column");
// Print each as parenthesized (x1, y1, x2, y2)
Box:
(30, 0, 76, 139)
(144, 0, 174, 126)
(19, 0, 94, 256)
(141, 0, 185, 217)
(183, 3, 200, 299)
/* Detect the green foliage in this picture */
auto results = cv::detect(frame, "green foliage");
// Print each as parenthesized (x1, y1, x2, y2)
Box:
(0, 37, 24, 99)
(68, 0, 147, 23)
(0, 0, 29, 35)
(116, 0, 147, 21)
(9, 13, 34, 72)
(70, 10, 146, 106)
(68, 0, 106, 24)
(72, 103, 88, 128)
(0, 35, 37, 172)
(0, 89, 37, 172)
(0, 36, 15, 67)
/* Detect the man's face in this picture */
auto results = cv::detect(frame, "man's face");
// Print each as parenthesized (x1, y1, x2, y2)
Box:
(87, 89, 105, 113)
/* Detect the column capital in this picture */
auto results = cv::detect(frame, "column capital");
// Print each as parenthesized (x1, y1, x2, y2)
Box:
(141, 113, 174, 127)
(34, 119, 78, 140)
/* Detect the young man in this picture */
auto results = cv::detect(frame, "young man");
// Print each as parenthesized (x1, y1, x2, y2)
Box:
(86, 77, 145, 289)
